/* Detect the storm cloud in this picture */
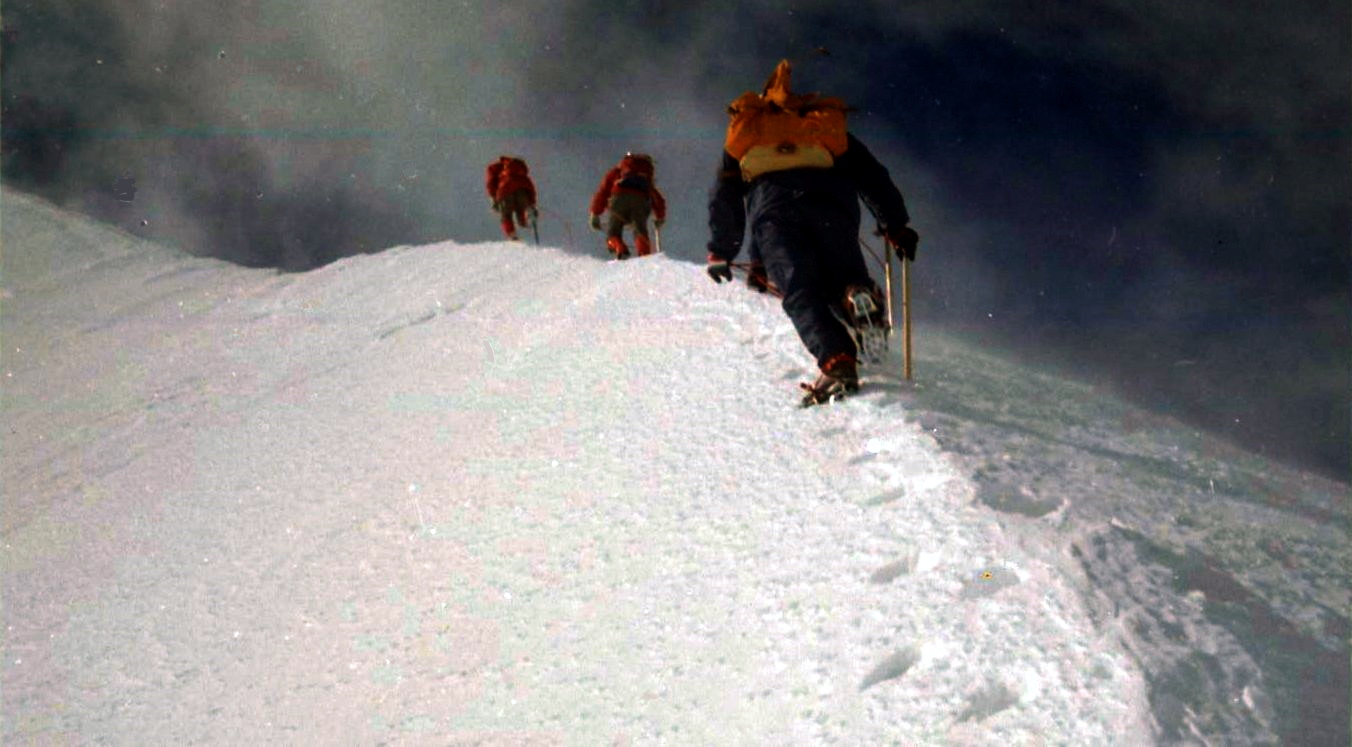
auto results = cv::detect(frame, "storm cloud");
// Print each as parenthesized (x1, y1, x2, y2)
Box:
(2, 0, 1348, 478)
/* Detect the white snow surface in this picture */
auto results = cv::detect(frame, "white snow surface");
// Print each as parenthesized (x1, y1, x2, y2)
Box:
(12, 186, 1333, 744)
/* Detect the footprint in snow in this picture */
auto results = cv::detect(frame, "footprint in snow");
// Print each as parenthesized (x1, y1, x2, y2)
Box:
(375, 304, 462, 340)
(868, 553, 916, 584)
(973, 472, 1062, 518)
(863, 487, 907, 506)
(955, 680, 1019, 723)
(859, 646, 920, 691)
(958, 566, 1021, 599)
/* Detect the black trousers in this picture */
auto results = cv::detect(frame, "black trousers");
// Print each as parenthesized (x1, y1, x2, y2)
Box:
(752, 197, 873, 368)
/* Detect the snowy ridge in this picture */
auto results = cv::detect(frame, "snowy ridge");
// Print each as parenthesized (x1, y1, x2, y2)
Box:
(2, 189, 1151, 743)
(5, 187, 1346, 744)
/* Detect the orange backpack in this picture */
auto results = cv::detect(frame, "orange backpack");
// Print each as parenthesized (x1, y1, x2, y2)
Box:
(724, 59, 849, 181)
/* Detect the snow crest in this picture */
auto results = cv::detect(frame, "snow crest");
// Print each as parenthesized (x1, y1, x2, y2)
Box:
(3, 189, 1154, 743)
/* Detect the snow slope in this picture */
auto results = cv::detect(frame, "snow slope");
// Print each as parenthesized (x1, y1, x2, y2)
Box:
(3, 187, 1346, 744)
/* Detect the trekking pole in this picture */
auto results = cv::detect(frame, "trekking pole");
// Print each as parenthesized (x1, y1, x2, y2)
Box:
(865, 231, 909, 379)
(883, 241, 896, 331)
(902, 254, 913, 381)
(653, 222, 663, 254)
(531, 209, 540, 245)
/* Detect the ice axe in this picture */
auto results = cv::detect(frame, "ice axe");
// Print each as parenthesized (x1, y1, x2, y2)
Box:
(883, 239, 914, 381)
(900, 250, 913, 381)
(872, 231, 913, 381)
(653, 221, 663, 254)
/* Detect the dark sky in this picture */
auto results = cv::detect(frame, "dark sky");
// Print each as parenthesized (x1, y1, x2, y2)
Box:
(2, 0, 1348, 480)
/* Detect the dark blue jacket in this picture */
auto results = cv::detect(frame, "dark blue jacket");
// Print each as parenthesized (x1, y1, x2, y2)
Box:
(706, 133, 911, 262)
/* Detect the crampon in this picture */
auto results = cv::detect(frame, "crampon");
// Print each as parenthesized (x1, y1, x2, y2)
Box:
(843, 285, 890, 365)
(798, 354, 860, 407)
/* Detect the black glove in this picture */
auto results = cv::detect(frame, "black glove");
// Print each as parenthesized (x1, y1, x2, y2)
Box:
(490, 199, 501, 212)
(885, 225, 920, 261)
(588, 213, 602, 231)
(706, 255, 733, 284)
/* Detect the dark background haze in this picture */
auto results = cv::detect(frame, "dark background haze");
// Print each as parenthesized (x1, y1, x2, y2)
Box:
(3, 0, 1348, 480)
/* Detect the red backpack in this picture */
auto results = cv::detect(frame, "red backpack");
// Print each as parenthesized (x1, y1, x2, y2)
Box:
(500, 156, 529, 181)
(487, 156, 533, 200)
(615, 153, 655, 192)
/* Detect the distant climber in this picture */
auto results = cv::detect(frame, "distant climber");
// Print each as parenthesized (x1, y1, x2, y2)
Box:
(485, 155, 537, 241)
(588, 152, 667, 260)
(703, 59, 920, 406)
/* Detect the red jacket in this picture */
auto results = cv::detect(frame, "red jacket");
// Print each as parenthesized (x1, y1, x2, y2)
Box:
(589, 156, 667, 220)
(485, 157, 536, 204)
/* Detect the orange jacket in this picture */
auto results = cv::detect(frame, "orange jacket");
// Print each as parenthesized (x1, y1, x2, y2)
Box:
(589, 157, 666, 220)
(485, 157, 536, 204)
